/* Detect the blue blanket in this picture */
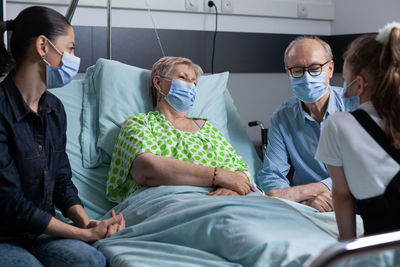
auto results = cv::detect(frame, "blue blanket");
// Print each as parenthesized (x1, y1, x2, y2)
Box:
(94, 186, 340, 266)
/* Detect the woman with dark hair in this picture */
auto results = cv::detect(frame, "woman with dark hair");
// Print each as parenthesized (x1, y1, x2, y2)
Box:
(0, 6, 124, 266)
(315, 22, 400, 240)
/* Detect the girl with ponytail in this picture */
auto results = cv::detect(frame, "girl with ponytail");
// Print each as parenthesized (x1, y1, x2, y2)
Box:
(0, 6, 124, 267)
(315, 22, 400, 240)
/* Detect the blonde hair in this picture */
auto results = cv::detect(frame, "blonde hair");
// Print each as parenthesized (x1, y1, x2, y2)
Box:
(150, 57, 203, 107)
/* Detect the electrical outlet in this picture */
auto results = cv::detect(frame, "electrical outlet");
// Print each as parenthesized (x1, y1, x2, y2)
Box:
(221, 0, 233, 13)
(185, 0, 199, 11)
(297, 4, 308, 18)
(204, 0, 220, 12)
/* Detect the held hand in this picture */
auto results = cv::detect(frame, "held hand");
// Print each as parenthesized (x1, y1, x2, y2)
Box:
(86, 220, 100, 229)
(207, 187, 240, 196)
(215, 169, 252, 195)
(304, 190, 333, 212)
(105, 210, 126, 238)
(84, 211, 124, 243)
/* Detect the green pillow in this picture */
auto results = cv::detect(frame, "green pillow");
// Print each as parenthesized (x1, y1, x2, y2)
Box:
(81, 59, 230, 168)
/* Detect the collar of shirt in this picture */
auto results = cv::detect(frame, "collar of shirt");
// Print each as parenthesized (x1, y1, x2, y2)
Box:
(359, 100, 386, 129)
(3, 73, 55, 121)
(359, 101, 374, 113)
(295, 86, 337, 124)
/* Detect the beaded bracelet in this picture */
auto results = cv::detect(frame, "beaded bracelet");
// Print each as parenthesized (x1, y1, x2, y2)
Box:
(212, 167, 217, 187)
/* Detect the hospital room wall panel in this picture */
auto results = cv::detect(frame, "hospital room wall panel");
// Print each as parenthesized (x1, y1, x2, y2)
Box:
(332, 0, 400, 35)
(73, 26, 93, 71)
(73, 25, 323, 74)
(72, 26, 337, 74)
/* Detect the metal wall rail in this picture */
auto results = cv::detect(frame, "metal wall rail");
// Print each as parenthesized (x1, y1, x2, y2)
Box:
(66, 0, 112, 59)
(303, 231, 400, 267)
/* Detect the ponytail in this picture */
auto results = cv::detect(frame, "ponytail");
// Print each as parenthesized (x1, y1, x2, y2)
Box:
(372, 27, 400, 149)
(0, 6, 70, 77)
(0, 20, 14, 76)
(344, 28, 400, 149)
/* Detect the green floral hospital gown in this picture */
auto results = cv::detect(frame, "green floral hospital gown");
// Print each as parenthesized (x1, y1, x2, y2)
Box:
(106, 111, 249, 203)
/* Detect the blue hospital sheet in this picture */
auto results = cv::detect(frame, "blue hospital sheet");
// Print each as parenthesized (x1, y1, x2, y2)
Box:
(94, 186, 339, 267)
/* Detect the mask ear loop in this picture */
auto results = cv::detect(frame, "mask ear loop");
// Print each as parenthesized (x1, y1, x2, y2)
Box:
(41, 36, 62, 67)
(155, 76, 167, 102)
(157, 89, 166, 102)
(42, 54, 50, 66)
(45, 37, 63, 56)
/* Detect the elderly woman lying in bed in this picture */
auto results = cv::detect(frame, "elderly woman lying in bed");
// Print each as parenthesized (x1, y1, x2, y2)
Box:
(106, 57, 253, 203)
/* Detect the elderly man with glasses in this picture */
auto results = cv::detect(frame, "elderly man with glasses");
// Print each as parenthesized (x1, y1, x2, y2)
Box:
(257, 36, 358, 212)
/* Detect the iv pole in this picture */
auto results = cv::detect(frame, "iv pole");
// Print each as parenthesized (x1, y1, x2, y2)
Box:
(66, 0, 112, 59)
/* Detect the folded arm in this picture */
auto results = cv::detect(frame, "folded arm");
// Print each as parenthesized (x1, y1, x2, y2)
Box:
(131, 152, 252, 195)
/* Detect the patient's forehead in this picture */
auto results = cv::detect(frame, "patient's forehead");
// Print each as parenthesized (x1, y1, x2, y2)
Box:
(287, 39, 327, 67)
(169, 64, 196, 79)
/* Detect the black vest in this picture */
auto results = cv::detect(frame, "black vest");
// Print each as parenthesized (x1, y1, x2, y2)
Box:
(351, 109, 400, 236)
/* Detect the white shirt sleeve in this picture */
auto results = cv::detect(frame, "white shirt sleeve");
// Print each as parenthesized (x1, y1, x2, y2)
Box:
(315, 115, 343, 167)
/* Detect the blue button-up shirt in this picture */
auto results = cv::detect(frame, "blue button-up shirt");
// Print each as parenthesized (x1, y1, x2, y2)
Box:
(0, 74, 82, 247)
(257, 86, 358, 193)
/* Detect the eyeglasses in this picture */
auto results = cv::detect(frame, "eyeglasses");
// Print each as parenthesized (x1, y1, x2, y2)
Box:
(287, 61, 331, 78)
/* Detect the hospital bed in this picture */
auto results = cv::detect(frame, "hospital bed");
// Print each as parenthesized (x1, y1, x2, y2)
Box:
(51, 59, 400, 266)
(304, 230, 400, 267)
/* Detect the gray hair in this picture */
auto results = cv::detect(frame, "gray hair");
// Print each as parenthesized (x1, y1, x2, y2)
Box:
(283, 36, 333, 67)
(150, 56, 203, 107)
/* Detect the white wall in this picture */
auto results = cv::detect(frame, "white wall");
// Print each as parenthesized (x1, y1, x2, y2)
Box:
(6, 0, 333, 35)
(332, 0, 400, 35)
(228, 73, 290, 144)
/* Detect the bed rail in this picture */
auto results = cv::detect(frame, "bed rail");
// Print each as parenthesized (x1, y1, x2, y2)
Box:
(66, 0, 112, 59)
(303, 230, 400, 267)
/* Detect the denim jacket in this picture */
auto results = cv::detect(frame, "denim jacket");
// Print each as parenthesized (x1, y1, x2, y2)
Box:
(0, 74, 82, 247)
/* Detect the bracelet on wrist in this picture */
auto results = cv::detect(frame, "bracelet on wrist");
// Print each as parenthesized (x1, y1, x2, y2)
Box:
(212, 167, 217, 187)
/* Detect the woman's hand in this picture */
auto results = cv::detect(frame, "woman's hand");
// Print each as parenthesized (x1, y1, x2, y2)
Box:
(83, 210, 125, 243)
(105, 210, 126, 238)
(214, 169, 252, 195)
(207, 187, 240, 196)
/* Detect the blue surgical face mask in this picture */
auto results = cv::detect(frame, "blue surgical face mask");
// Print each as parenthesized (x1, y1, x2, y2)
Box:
(290, 72, 327, 103)
(42, 38, 80, 89)
(343, 78, 361, 108)
(159, 78, 196, 113)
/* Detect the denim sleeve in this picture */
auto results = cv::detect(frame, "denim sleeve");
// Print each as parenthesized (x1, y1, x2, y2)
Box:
(53, 106, 82, 216)
(0, 118, 52, 235)
(256, 116, 292, 193)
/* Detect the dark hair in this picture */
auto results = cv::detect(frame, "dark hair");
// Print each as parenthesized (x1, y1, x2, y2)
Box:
(344, 29, 400, 149)
(0, 6, 70, 76)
